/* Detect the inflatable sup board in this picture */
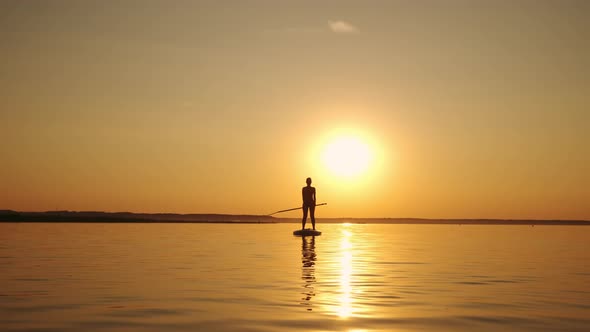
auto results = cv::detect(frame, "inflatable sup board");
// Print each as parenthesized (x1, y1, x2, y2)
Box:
(293, 229, 322, 236)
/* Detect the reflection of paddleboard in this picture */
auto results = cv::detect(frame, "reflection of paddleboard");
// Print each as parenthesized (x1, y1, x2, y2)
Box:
(293, 229, 322, 236)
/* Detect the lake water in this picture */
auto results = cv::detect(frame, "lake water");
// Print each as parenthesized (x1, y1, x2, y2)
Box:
(1, 222, 589, 332)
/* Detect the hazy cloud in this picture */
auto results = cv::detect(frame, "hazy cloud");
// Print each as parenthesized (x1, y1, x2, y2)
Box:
(263, 20, 360, 36)
(328, 20, 359, 34)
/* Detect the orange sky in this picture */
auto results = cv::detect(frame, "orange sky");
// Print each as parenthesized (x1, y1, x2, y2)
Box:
(1, 1, 588, 219)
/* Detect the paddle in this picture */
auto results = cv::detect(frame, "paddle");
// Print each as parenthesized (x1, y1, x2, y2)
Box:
(268, 203, 327, 216)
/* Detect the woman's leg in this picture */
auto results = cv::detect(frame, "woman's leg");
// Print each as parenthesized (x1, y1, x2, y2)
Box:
(310, 205, 316, 230)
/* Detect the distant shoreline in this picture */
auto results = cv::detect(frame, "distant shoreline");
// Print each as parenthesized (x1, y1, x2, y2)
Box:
(0, 210, 588, 225)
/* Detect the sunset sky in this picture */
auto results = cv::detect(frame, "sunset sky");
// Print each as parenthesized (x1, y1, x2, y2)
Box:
(1, 1, 588, 219)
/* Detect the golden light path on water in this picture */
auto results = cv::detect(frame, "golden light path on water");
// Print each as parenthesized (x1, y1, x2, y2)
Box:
(327, 223, 376, 322)
(338, 226, 353, 318)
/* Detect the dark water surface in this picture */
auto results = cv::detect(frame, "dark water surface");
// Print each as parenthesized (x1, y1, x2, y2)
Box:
(1, 223, 589, 331)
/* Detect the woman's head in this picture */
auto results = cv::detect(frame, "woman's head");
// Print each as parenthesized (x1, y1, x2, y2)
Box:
(306, 177, 312, 185)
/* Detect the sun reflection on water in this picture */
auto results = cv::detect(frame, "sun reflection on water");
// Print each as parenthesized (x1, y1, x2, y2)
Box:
(338, 226, 353, 318)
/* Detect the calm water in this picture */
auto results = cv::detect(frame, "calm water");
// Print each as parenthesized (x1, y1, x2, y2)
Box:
(1, 223, 589, 332)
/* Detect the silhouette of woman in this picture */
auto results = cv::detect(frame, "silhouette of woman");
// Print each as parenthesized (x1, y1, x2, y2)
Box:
(302, 177, 316, 230)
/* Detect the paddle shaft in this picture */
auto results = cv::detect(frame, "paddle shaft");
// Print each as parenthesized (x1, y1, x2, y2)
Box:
(269, 203, 327, 215)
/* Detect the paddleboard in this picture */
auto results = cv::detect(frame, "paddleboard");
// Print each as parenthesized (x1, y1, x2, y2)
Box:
(293, 229, 322, 236)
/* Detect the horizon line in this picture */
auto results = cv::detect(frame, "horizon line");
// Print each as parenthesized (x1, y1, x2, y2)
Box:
(1, 209, 588, 223)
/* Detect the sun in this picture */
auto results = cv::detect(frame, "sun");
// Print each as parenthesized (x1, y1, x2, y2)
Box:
(322, 135, 373, 177)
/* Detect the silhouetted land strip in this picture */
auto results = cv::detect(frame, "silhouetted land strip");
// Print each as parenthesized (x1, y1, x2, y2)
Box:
(0, 210, 588, 225)
(0, 210, 275, 223)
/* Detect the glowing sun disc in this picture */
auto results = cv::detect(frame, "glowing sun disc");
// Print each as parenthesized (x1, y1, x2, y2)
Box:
(322, 136, 372, 177)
